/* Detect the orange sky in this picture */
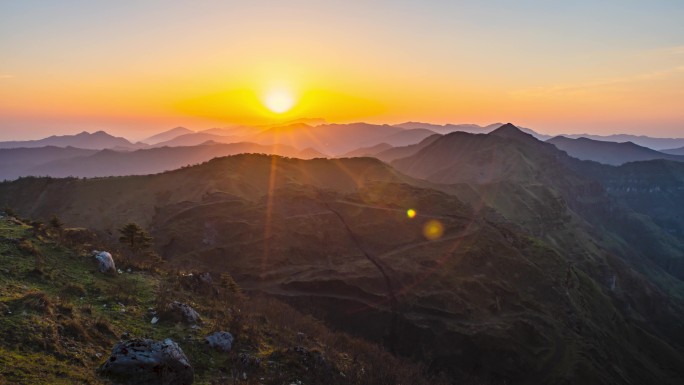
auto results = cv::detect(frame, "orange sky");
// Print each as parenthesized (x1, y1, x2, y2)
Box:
(1, 1, 684, 140)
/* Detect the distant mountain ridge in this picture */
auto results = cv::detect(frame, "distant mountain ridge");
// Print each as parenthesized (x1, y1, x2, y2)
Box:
(1, 142, 319, 179)
(548, 136, 684, 165)
(0, 130, 139, 150)
(393, 121, 552, 140)
(561, 133, 684, 150)
(662, 145, 684, 156)
(142, 126, 194, 144)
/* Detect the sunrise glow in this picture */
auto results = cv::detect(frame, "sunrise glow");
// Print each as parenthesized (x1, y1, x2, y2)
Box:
(262, 89, 296, 114)
(0, 2, 682, 140)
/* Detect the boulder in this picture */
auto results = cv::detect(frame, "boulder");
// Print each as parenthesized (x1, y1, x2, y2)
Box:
(93, 250, 116, 273)
(205, 331, 234, 352)
(99, 338, 194, 385)
(165, 301, 202, 325)
(178, 272, 216, 296)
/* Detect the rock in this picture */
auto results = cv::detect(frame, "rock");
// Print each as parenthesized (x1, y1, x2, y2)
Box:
(178, 272, 215, 295)
(99, 338, 194, 385)
(198, 272, 212, 285)
(93, 250, 116, 273)
(205, 331, 233, 352)
(165, 301, 201, 325)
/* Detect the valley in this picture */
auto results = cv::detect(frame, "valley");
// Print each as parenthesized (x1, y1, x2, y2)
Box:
(2, 124, 684, 384)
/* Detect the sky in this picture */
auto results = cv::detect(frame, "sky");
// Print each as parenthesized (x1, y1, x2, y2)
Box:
(1, 0, 684, 141)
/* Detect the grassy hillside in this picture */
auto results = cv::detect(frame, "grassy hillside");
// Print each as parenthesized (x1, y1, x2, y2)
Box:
(0, 213, 442, 385)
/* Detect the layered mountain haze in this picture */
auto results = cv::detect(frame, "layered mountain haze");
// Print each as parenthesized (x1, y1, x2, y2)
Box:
(152, 132, 242, 148)
(0, 142, 322, 180)
(2, 124, 684, 384)
(561, 134, 684, 151)
(0, 131, 141, 150)
(0, 146, 98, 180)
(662, 146, 684, 156)
(547, 136, 684, 166)
(141, 126, 195, 145)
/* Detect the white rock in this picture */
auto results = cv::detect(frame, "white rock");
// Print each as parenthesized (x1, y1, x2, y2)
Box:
(93, 250, 116, 273)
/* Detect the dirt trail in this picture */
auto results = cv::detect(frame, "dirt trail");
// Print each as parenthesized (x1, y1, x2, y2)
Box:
(320, 198, 401, 353)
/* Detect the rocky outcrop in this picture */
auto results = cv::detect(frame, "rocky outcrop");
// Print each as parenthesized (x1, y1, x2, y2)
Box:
(205, 331, 233, 352)
(93, 250, 116, 273)
(164, 301, 201, 325)
(99, 338, 194, 385)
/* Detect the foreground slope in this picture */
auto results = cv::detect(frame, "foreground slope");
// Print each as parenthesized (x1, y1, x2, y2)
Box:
(1, 154, 683, 384)
(0, 214, 437, 385)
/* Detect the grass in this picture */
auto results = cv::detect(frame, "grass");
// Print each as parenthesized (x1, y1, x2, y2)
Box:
(0, 215, 444, 385)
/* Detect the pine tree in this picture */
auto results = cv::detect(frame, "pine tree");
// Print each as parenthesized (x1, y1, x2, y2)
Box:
(118, 222, 153, 253)
(48, 215, 65, 240)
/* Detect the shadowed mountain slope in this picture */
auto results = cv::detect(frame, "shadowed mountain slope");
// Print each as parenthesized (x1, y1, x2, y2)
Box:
(0, 146, 98, 180)
(2, 142, 320, 180)
(374, 134, 443, 163)
(548, 136, 684, 165)
(341, 143, 393, 158)
(662, 145, 684, 156)
(1, 153, 683, 384)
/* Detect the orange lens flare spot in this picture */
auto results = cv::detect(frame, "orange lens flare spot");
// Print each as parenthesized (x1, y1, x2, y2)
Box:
(407, 209, 417, 219)
(423, 219, 444, 240)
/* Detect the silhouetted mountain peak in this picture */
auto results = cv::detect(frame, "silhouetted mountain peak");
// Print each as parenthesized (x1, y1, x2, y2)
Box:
(490, 123, 523, 135)
(489, 123, 540, 143)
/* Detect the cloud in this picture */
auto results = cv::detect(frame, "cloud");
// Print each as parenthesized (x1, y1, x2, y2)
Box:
(0, 75, 14, 80)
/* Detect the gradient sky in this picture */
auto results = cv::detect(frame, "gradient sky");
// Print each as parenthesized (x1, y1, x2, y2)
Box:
(1, 0, 684, 141)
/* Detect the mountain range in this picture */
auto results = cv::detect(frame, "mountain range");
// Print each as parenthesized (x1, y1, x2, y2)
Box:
(0, 142, 322, 180)
(547, 136, 684, 166)
(2, 123, 683, 384)
(0, 130, 141, 150)
(4, 122, 683, 182)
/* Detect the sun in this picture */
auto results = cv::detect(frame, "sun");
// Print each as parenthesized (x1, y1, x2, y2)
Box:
(262, 88, 296, 114)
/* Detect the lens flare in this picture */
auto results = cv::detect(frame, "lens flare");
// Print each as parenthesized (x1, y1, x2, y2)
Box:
(423, 220, 444, 240)
(407, 209, 417, 219)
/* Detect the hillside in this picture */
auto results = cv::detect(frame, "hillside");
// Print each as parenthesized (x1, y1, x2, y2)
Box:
(341, 143, 393, 158)
(374, 134, 442, 163)
(0, 213, 440, 385)
(1, 153, 684, 384)
(0, 147, 98, 180)
(26, 142, 320, 179)
(547, 136, 684, 165)
(0, 142, 322, 180)
(391, 124, 684, 282)
(662, 146, 684, 156)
